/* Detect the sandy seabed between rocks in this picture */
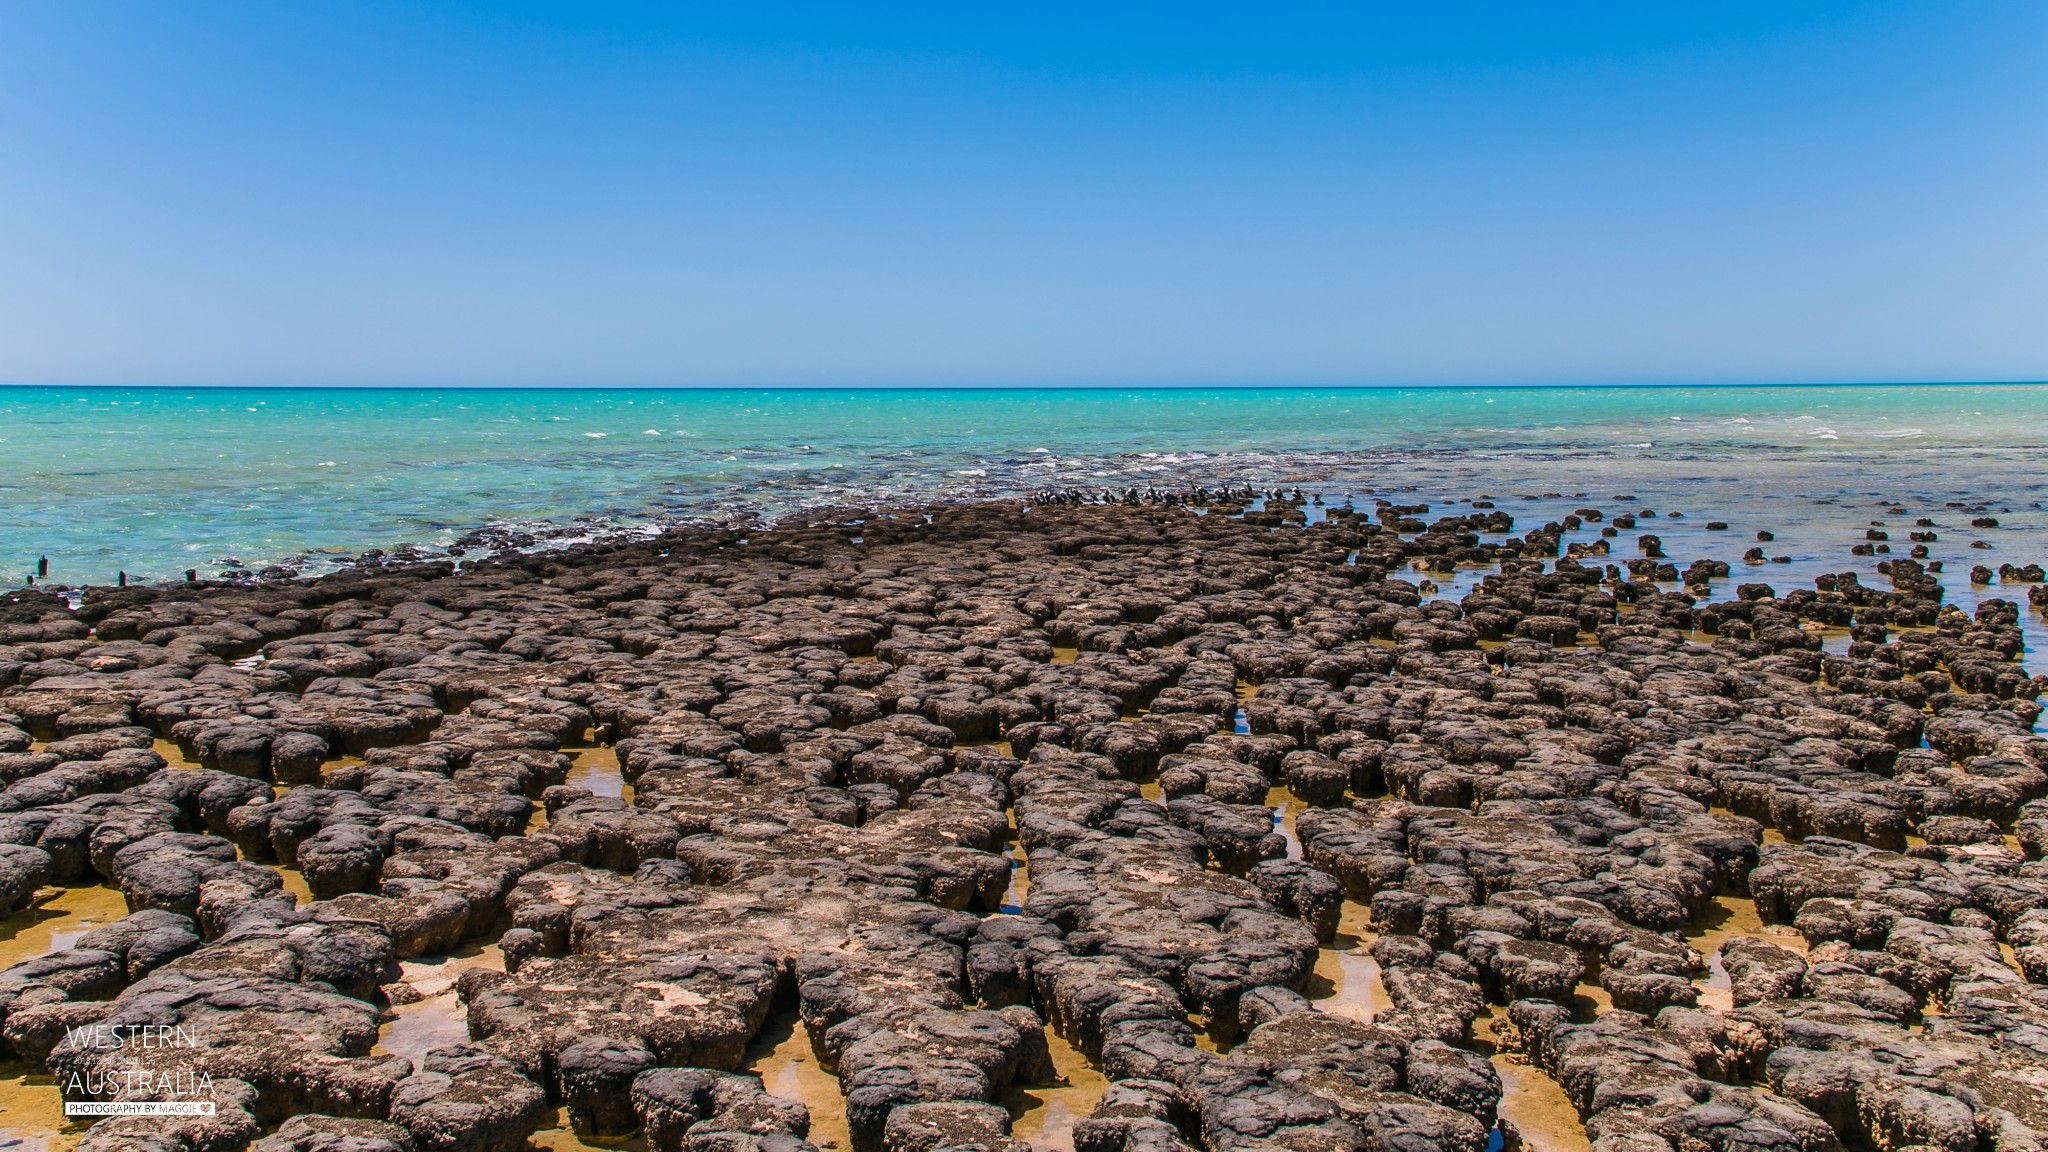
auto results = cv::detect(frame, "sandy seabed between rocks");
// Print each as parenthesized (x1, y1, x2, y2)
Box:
(0, 496, 2043, 1152)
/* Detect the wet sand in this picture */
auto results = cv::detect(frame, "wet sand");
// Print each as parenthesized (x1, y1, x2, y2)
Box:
(1684, 895, 1809, 1013)
(148, 739, 203, 772)
(1002, 1030, 1107, 1152)
(1491, 1049, 1590, 1152)
(1000, 851, 1030, 915)
(0, 888, 129, 1150)
(564, 744, 631, 803)
(372, 944, 506, 1063)
(529, 1106, 652, 1152)
(0, 886, 130, 969)
(0, 1067, 82, 1152)
(746, 1007, 851, 1151)
(1262, 785, 1305, 861)
(1307, 901, 1386, 1025)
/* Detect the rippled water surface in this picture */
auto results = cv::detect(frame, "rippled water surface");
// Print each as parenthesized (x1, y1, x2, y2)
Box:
(2, 384, 2046, 584)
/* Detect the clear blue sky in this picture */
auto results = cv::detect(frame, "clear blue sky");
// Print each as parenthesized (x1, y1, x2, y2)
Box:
(2, 2, 2044, 387)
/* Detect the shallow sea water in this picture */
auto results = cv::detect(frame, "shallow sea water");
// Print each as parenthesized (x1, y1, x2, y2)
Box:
(3, 384, 2047, 588)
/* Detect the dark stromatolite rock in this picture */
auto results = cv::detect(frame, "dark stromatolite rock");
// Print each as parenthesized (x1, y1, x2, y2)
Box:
(882, 1100, 1025, 1152)
(458, 951, 779, 1075)
(71, 908, 204, 982)
(1458, 933, 1582, 1004)
(1164, 794, 1284, 874)
(1719, 936, 1804, 1007)
(0, 840, 50, 913)
(555, 1033, 658, 1137)
(107, 831, 286, 919)
(184, 897, 397, 1000)
(1513, 1005, 1837, 1152)
(46, 969, 410, 1124)
(1243, 859, 1342, 942)
(252, 1115, 417, 1152)
(72, 1077, 264, 1152)
(632, 1067, 815, 1152)
(388, 1046, 549, 1152)
(7, 497, 2048, 1152)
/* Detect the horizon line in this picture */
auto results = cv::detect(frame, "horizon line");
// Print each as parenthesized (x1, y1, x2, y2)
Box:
(2, 379, 2046, 394)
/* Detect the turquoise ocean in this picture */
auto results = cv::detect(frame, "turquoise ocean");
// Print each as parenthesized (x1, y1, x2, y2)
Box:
(3, 385, 2047, 594)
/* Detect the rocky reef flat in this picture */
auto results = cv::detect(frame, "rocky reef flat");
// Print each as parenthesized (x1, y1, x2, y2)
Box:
(0, 496, 2045, 1152)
